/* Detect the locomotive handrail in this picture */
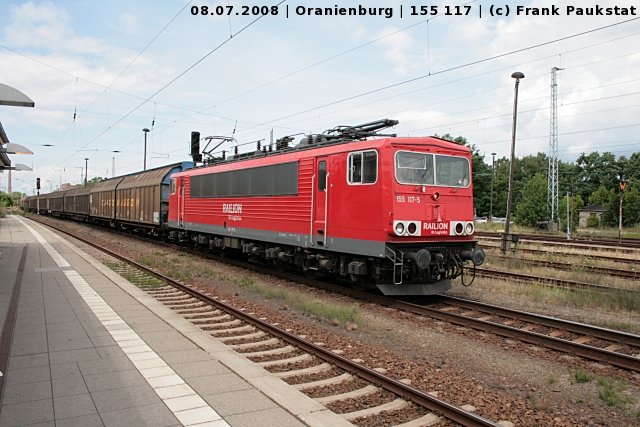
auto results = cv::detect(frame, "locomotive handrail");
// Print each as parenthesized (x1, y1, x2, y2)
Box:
(324, 172, 330, 247)
(310, 174, 315, 246)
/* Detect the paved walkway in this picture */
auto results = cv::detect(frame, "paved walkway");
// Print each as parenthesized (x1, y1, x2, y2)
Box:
(0, 215, 349, 427)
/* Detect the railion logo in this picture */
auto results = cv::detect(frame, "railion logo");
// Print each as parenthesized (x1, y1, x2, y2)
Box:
(222, 203, 242, 214)
(423, 222, 448, 230)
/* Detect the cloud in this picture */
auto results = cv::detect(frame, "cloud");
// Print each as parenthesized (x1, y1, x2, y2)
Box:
(375, 27, 425, 75)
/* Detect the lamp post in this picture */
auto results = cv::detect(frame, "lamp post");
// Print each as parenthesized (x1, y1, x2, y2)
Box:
(502, 71, 525, 253)
(112, 150, 120, 178)
(142, 128, 150, 170)
(490, 152, 496, 223)
(84, 158, 89, 184)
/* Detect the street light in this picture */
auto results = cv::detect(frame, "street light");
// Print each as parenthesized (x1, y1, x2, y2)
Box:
(490, 152, 496, 223)
(142, 128, 150, 170)
(84, 158, 89, 184)
(502, 71, 525, 253)
(112, 150, 120, 178)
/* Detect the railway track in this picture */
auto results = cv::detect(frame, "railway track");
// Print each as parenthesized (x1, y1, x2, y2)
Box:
(489, 254, 640, 280)
(481, 243, 640, 266)
(476, 231, 640, 249)
(296, 277, 640, 373)
(473, 267, 640, 294)
(34, 217, 500, 427)
(396, 296, 640, 372)
(476, 236, 640, 256)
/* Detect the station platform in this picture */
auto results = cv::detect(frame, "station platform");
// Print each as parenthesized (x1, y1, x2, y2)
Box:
(0, 216, 347, 427)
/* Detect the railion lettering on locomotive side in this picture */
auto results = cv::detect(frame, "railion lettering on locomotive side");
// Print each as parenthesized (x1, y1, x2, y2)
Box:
(222, 203, 243, 214)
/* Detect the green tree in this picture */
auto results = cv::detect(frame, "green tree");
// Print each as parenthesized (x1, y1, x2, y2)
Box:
(514, 173, 548, 227)
(589, 185, 615, 206)
(84, 177, 104, 187)
(574, 152, 622, 201)
(0, 191, 13, 207)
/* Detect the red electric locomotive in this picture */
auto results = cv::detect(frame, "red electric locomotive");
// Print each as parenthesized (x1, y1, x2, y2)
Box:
(167, 119, 484, 295)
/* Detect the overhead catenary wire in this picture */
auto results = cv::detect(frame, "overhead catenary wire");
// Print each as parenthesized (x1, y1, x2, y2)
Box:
(230, 17, 640, 137)
(59, 0, 288, 166)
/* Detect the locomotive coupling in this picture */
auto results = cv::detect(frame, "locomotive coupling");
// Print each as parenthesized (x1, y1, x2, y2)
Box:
(406, 249, 431, 270)
(460, 247, 485, 266)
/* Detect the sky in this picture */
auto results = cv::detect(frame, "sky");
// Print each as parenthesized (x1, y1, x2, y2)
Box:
(1, 0, 638, 195)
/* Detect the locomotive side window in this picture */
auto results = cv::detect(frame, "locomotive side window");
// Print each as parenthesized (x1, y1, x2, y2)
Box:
(435, 155, 470, 187)
(348, 150, 377, 185)
(190, 162, 298, 198)
(170, 178, 176, 194)
(395, 151, 434, 185)
(318, 161, 327, 191)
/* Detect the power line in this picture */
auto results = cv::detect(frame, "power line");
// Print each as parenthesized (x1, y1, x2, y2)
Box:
(234, 17, 639, 135)
(168, 0, 479, 121)
(321, 47, 640, 130)
(61, 0, 287, 165)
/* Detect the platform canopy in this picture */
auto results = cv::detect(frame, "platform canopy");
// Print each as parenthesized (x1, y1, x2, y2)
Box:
(0, 83, 35, 107)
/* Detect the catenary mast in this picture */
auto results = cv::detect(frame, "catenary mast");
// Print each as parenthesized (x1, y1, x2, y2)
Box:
(548, 67, 562, 224)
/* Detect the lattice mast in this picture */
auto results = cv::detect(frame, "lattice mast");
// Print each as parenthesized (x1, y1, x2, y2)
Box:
(548, 67, 562, 222)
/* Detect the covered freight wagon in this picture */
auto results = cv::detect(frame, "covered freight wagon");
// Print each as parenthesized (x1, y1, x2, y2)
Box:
(114, 162, 192, 231)
(90, 177, 123, 222)
(63, 186, 91, 220)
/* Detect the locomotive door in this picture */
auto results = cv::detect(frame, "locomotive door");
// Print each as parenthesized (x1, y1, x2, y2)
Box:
(313, 158, 329, 247)
(177, 177, 185, 227)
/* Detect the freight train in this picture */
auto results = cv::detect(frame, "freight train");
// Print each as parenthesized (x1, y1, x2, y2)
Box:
(24, 119, 485, 295)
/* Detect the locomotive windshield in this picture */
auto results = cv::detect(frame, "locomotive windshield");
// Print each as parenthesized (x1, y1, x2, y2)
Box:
(395, 151, 470, 187)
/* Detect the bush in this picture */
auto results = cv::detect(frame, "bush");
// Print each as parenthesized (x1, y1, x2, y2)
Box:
(586, 215, 600, 228)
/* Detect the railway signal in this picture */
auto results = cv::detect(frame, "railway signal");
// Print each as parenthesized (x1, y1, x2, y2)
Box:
(191, 131, 202, 163)
(618, 170, 628, 243)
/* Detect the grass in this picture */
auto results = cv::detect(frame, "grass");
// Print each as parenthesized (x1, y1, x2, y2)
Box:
(128, 248, 365, 328)
(104, 261, 166, 289)
(597, 377, 632, 408)
(573, 369, 593, 384)
(476, 245, 640, 314)
(237, 276, 363, 328)
(505, 281, 640, 317)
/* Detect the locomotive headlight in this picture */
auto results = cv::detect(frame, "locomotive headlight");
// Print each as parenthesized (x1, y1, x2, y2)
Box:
(465, 222, 474, 235)
(395, 222, 405, 235)
(432, 192, 440, 201)
(455, 222, 464, 235)
(407, 222, 417, 235)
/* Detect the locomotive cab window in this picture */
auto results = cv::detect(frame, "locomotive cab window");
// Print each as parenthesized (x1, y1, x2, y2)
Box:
(396, 151, 470, 187)
(348, 150, 377, 185)
(435, 155, 470, 187)
(170, 178, 176, 194)
(395, 151, 434, 185)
